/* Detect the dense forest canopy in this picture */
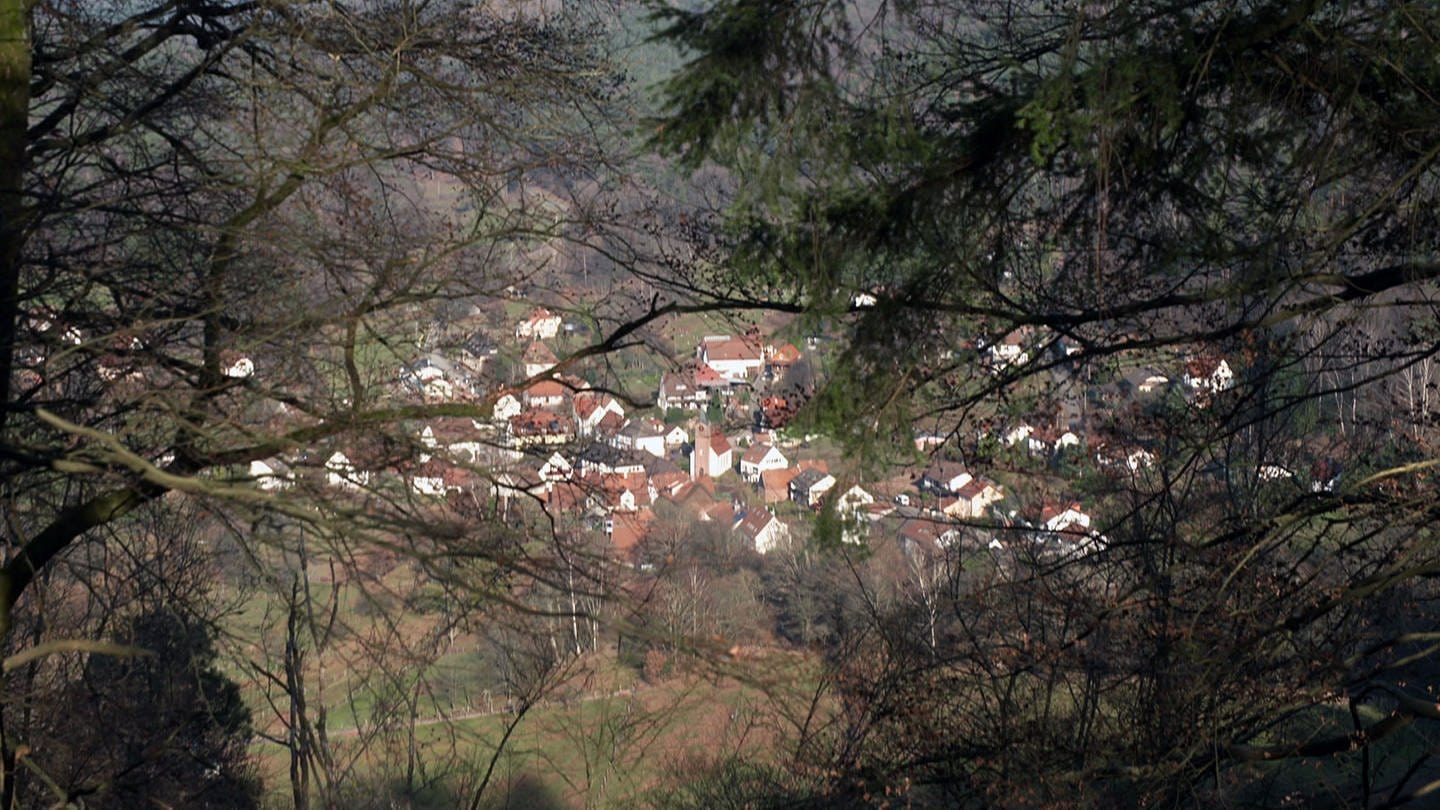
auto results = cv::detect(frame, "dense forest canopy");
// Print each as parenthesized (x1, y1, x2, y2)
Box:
(0, 0, 1438, 806)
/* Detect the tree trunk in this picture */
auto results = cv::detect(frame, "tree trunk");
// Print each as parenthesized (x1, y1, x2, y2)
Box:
(0, 0, 28, 437)
(0, 4, 31, 804)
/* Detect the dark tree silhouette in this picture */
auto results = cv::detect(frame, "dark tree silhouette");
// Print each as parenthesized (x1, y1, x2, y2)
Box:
(39, 610, 259, 808)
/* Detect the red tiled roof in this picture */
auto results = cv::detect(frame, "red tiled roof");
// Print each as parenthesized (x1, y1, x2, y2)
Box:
(610, 508, 654, 555)
(1040, 500, 1083, 523)
(770, 343, 801, 364)
(956, 478, 988, 499)
(709, 431, 732, 456)
(691, 362, 728, 388)
(736, 509, 777, 541)
(702, 336, 763, 362)
(527, 379, 566, 398)
(761, 468, 801, 503)
(573, 391, 613, 419)
(510, 408, 572, 435)
(898, 517, 954, 547)
(1187, 355, 1225, 377)
(703, 501, 735, 524)
(651, 470, 689, 495)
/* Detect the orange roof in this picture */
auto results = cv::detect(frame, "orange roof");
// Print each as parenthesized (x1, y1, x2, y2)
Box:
(702, 335, 763, 362)
(761, 468, 801, 503)
(610, 508, 654, 555)
(526, 379, 566, 398)
(703, 501, 735, 524)
(1040, 500, 1084, 522)
(693, 362, 727, 386)
(736, 509, 781, 542)
(709, 431, 732, 456)
(573, 391, 613, 419)
(956, 478, 990, 499)
(582, 470, 648, 499)
(1186, 355, 1225, 376)
(509, 408, 572, 435)
(769, 343, 801, 363)
(659, 478, 723, 517)
(651, 469, 689, 495)
(547, 482, 587, 510)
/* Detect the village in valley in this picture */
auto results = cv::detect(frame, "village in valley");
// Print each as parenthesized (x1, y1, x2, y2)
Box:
(239, 295, 1271, 575)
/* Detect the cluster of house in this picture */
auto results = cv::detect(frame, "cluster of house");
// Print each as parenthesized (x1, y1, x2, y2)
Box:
(238, 304, 1274, 568)
(656, 332, 805, 411)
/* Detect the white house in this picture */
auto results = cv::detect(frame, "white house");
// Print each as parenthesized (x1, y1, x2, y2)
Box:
(1184, 356, 1234, 393)
(523, 342, 558, 378)
(515, 307, 562, 340)
(574, 393, 625, 436)
(1042, 501, 1092, 534)
(444, 432, 487, 465)
(492, 393, 522, 422)
(739, 443, 788, 483)
(656, 371, 710, 410)
(523, 379, 568, 410)
(916, 461, 971, 495)
(789, 468, 836, 507)
(614, 418, 669, 458)
(833, 484, 876, 543)
(1025, 427, 1081, 457)
(248, 459, 292, 491)
(662, 424, 688, 449)
(324, 451, 369, 490)
(1257, 464, 1293, 481)
(409, 461, 449, 496)
(834, 484, 875, 514)
(987, 329, 1032, 370)
(418, 425, 439, 462)
(1002, 423, 1035, 448)
(697, 335, 764, 382)
(735, 509, 790, 554)
(1126, 448, 1156, 471)
(537, 451, 574, 483)
(224, 356, 255, 379)
(1038, 503, 1106, 558)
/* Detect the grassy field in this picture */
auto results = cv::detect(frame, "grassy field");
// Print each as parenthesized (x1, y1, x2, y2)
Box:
(223, 550, 814, 809)
(248, 663, 798, 809)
